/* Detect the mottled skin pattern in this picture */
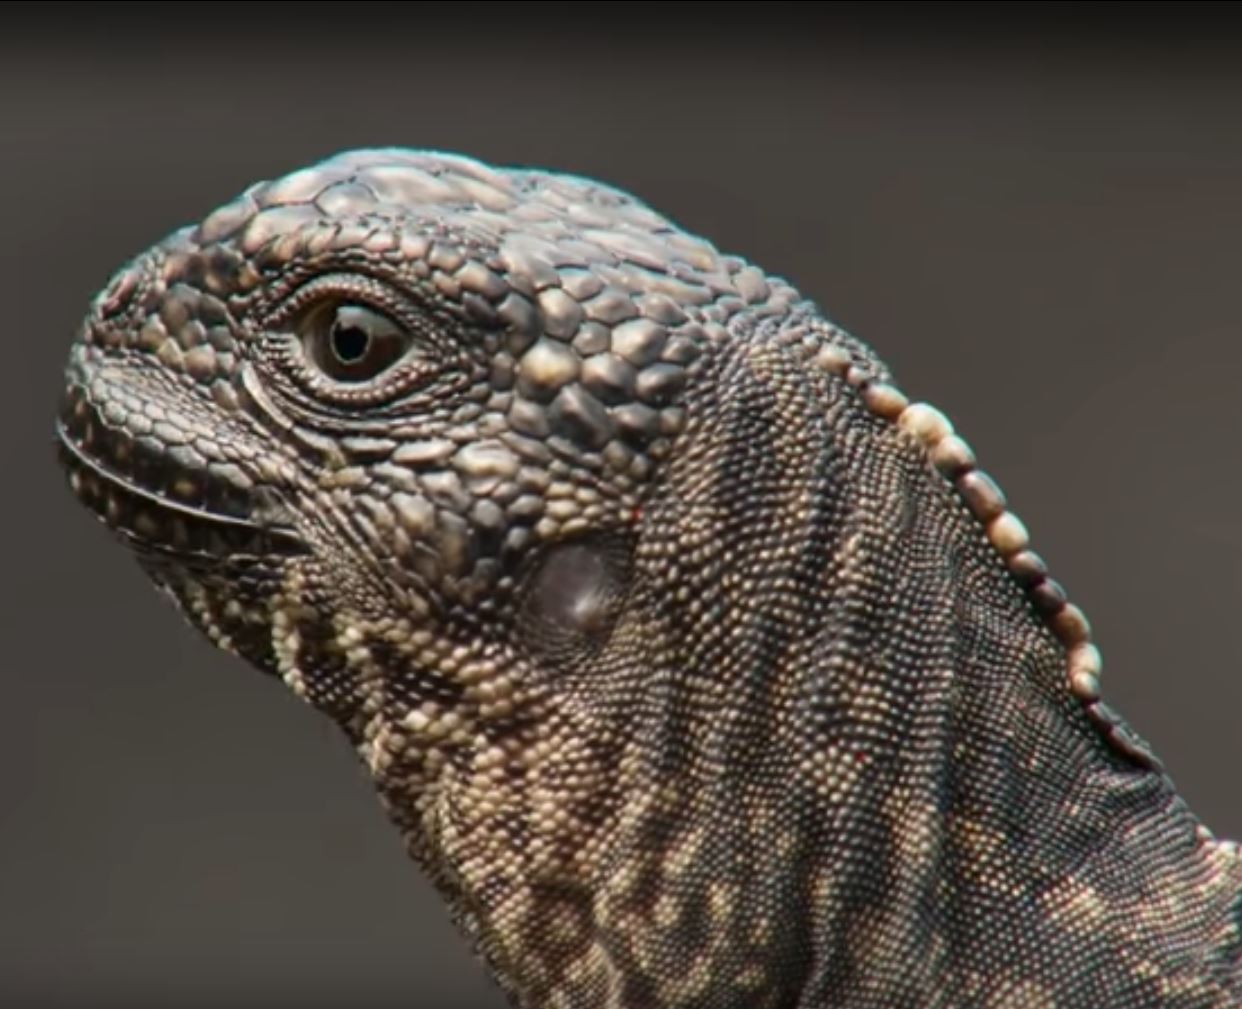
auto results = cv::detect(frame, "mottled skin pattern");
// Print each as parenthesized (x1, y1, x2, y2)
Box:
(57, 149, 1242, 1008)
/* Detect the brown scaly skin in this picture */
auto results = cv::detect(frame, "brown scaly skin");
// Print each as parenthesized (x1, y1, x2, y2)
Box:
(57, 149, 1242, 1008)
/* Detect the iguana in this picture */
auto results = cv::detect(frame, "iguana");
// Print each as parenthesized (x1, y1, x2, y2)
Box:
(55, 148, 1242, 1008)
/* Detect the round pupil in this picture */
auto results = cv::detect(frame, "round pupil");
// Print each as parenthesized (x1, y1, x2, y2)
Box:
(331, 320, 371, 363)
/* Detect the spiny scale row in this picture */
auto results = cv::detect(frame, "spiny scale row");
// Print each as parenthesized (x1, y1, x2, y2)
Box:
(811, 345, 1103, 708)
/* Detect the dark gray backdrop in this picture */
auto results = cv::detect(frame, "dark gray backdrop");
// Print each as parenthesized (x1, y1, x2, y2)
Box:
(5, 6, 1242, 1008)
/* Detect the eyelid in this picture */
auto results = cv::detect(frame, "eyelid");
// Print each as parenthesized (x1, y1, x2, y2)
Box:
(267, 273, 416, 331)
(258, 272, 455, 412)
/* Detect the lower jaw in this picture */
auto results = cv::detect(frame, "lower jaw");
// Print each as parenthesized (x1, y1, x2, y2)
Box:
(57, 425, 306, 562)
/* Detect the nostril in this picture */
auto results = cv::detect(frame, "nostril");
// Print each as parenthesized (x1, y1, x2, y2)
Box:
(96, 262, 142, 321)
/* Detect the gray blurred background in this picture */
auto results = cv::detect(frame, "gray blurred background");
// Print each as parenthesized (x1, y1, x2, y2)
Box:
(5, 4, 1242, 1007)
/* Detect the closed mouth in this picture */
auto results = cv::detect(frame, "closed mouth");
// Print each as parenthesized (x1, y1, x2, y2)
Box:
(56, 419, 307, 560)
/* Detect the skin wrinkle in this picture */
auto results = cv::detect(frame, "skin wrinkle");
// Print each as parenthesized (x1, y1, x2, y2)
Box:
(56, 148, 1242, 1008)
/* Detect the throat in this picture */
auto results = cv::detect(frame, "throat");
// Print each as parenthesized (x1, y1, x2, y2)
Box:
(455, 646, 1242, 1009)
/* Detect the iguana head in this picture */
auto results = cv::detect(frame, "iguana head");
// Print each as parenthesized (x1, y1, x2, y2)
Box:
(57, 149, 1242, 1008)
(56, 147, 848, 1000)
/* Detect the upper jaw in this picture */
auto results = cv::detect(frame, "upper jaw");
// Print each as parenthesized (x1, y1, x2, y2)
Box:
(56, 352, 307, 562)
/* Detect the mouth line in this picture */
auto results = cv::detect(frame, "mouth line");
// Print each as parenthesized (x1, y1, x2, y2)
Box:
(56, 421, 308, 557)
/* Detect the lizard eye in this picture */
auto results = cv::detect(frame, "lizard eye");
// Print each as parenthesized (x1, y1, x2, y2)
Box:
(302, 302, 412, 383)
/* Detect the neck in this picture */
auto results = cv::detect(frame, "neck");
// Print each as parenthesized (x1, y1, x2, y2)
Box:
(377, 325, 1242, 1008)
(416, 618, 1242, 1009)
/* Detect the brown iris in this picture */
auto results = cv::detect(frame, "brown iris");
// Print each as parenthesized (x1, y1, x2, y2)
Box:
(302, 302, 413, 383)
